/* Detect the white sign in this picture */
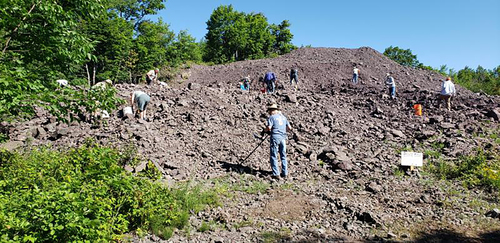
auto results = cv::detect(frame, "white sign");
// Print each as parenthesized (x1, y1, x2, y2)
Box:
(401, 152, 423, 166)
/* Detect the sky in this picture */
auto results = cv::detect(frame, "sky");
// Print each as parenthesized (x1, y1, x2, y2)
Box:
(151, 0, 500, 71)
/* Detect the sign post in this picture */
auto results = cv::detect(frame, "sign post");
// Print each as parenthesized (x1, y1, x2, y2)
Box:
(401, 152, 423, 171)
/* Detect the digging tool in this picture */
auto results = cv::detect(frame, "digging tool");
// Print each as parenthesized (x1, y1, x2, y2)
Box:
(241, 133, 268, 164)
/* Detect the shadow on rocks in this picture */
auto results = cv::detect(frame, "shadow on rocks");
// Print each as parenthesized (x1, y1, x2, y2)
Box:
(365, 228, 500, 243)
(285, 229, 351, 243)
(217, 160, 272, 177)
(411, 229, 476, 243)
(479, 230, 500, 243)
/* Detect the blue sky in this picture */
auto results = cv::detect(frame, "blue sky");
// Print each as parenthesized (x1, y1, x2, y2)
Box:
(152, 0, 500, 71)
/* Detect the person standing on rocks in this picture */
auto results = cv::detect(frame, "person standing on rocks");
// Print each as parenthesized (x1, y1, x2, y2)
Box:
(263, 104, 291, 179)
(130, 90, 151, 120)
(352, 66, 360, 84)
(264, 71, 276, 93)
(146, 69, 158, 85)
(439, 77, 456, 111)
(290, 68, 299, 91)
(385, 73, 396, 99)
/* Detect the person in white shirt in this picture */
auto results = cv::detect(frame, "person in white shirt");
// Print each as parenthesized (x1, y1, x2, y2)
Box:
(92, 79, 112, 90)
(439, 77, 456, 111)
(385, 73, 396, 99)
(146, 69, 158, 85)
(352, 67, 360, 84)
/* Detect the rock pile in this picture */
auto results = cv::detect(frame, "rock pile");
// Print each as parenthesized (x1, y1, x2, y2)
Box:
(3, 47, 499, 241)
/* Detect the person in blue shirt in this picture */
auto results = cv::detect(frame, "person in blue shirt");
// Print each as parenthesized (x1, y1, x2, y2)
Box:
(264, 72, 276, 93)
(263, 103, 292, 179)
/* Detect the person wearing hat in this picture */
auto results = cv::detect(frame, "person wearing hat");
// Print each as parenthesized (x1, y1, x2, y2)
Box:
(263, 104, 292, 179)
(146, 69, 159, 85)
(130, 90, 151, 120)
(439, 77, 456, 111)
(385, 73, 396, 99)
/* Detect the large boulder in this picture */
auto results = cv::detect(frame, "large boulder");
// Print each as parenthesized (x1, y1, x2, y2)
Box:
(0, 141, 23, 151)
(486, 108, 500, 121)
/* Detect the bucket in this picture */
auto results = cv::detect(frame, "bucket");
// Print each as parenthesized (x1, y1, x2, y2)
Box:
(413, 104, 422, 116)
(123, 106, 133, 115)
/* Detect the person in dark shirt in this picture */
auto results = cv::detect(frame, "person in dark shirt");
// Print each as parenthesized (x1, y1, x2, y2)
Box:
(290, 68, 299, 91)
(264, 72, 276, 93)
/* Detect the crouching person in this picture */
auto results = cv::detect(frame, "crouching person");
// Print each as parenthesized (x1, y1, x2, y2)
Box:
(130, 90, 150, 120)
(264, 104, 292, 179)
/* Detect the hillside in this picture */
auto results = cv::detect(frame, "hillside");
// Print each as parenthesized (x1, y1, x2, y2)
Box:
(3, 47, 500, 242)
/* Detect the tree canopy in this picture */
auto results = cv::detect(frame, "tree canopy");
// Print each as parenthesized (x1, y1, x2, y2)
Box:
(383, 46, 421, 68)
(0, 0, 202, 121)
(204, 5, 296, 64)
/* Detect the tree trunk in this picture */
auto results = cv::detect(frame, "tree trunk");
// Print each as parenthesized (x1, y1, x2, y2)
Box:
(86, 64, 91, 86)
(92, 65, 96, 85)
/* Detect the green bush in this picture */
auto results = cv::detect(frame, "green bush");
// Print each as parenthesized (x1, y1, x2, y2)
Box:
(0, 142, 218, 241)
(427, 149, 500, 190)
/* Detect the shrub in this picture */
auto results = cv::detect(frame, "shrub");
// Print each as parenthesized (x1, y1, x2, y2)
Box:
(0, 142, 218, 241)
(427, 149, 500, 190)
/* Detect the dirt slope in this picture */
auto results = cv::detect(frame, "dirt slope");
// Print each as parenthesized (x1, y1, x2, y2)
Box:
(4, 47, 500, 242)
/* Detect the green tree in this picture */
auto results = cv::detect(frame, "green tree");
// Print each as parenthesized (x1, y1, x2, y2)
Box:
(0, 0, 112, 121)
(134, 19, 174, 77)
(242, 13, 274, 60)
(166, 30, 202, 67)
(447, 65, 500, 95)
(204, 5, 243, 63)
(204, 5, 295, 64)
(81, 11, 135, 85)
(383, 46, 421, 68)
(270, 20, 296, 55)
(108, 0, 165, 29)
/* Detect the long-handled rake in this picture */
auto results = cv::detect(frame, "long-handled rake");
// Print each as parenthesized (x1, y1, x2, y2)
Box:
(240, 133, 268, 164)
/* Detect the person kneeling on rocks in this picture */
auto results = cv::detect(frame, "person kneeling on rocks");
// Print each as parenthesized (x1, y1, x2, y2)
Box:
(240, 76, 250, 91)
(263, 104, 291, 179)
(130, 90, 150, 120)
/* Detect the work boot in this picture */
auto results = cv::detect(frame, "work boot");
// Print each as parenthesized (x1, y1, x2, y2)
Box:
(269, 175, 280, 182)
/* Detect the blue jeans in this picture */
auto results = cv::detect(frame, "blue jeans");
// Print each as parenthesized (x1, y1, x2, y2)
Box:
(267, 80, 275, 93)
(270, 137, 287, 176)
(389, 86, 396, 98)
(352, 73, 358, 84)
